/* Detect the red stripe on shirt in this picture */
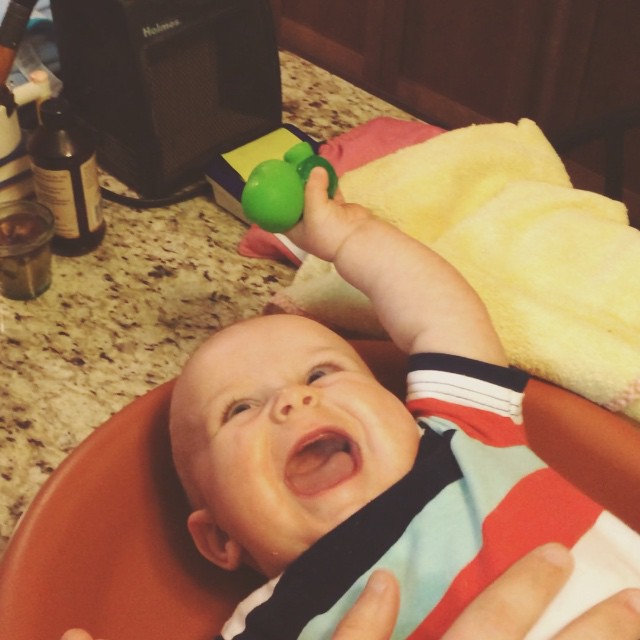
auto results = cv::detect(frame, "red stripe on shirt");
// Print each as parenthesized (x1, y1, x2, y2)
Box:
(408, 397, 528, 448)
(407, 468, 603, 640)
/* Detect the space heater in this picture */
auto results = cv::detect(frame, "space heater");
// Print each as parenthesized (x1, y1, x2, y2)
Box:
(50, 0, 282, 197)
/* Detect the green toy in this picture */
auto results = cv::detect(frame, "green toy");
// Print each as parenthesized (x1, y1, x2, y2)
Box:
(241, 142, 338, 233)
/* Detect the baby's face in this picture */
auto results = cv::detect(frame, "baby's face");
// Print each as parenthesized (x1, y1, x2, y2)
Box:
(181, 315, 420, 577)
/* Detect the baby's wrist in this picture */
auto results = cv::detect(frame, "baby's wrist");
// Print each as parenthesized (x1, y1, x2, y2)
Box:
(331, 214, 381, 265)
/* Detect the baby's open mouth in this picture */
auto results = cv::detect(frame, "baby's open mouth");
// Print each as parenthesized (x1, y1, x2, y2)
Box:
(285, 431, 359, 496)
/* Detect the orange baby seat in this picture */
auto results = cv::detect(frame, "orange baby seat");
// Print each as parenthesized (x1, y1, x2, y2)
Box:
(1, 340, 639, 640)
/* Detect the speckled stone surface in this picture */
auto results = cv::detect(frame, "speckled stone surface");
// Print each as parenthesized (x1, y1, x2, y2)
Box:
(0, 51, 416, 555)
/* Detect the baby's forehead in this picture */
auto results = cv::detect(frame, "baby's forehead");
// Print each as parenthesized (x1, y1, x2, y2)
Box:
(184, 316, 366, 385)
(198, 315, 351, 356)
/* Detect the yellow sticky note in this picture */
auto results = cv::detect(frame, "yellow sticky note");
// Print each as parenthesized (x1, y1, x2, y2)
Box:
(222, 128, 304, 181)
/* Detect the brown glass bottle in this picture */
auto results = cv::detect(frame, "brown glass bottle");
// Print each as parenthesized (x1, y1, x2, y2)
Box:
(27, 97, 106, 256)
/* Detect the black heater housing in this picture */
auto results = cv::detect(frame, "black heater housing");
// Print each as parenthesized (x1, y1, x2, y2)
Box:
(50, 0, 282, 196)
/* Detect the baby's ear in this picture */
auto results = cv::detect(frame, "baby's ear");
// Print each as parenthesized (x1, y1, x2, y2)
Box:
(187, 509, 244, 571)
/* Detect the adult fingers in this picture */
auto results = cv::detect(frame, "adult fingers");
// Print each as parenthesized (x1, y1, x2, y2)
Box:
(553, 588, 640, 640)
(331, 570, 400, 640)
(59, 630, 106, 640)
(59, 630, 95, 640)
(443, 543, 574, 640)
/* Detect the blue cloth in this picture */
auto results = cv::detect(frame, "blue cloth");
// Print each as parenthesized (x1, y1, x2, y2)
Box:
(1, 0, 60, 89)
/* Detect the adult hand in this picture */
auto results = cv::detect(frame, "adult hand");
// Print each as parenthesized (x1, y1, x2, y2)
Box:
(59, 544, 640, 640)
(58, 575, 398, 640)
(331, 543, 640, 640)
(59, 630, 104, 640)
(331, 570, 400, 640)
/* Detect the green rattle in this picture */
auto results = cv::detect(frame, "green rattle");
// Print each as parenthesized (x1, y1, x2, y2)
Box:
(241, 142, 338, 233)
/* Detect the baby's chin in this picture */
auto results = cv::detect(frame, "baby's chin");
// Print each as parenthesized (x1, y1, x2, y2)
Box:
(254, 481, 401, 577)
(310, 499, 368, 532)
(297, 474, 401, 536)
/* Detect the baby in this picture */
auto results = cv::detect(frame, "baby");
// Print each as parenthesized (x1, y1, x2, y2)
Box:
(169, 168, 640, 639)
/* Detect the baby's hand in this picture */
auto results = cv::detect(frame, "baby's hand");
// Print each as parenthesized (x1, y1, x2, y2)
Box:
(286, 167, 372, 262)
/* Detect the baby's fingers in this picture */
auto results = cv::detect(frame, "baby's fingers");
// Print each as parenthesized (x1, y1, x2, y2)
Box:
(331, 185, 346, 205)
(304, 165, 345, 204)
(303, 166, 332, 211)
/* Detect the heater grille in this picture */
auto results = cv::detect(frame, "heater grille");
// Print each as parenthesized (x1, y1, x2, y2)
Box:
(51, 0, 282, 196)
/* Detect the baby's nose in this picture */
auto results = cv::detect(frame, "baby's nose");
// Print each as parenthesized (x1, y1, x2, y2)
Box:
(272, 385, 318, 421)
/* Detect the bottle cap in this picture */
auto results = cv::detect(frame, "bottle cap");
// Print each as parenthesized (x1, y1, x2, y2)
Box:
(39, 97, 74, 130)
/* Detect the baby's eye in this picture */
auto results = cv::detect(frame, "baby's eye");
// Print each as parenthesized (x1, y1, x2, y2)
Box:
(222, 400, 254, 424)
(307, 364, 339, 384)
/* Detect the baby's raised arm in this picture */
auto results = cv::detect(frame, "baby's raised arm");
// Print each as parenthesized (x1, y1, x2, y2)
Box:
(287, 167, 506, 365)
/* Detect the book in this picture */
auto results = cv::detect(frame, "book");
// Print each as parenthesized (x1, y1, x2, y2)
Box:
(205, 124, 318, 224)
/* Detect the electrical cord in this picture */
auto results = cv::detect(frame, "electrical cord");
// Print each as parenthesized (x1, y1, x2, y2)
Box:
(100, 179, 210, 209)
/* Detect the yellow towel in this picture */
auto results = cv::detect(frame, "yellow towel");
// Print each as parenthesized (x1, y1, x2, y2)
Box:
(270, 119, 640, 421)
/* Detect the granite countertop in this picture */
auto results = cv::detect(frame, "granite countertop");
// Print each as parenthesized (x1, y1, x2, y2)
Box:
(0, 51, 416, 555)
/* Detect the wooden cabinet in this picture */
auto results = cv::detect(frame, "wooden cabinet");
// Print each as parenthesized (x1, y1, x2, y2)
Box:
(269, 0, 640, 224)
(268, 0, 388, 87)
